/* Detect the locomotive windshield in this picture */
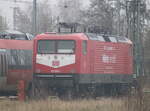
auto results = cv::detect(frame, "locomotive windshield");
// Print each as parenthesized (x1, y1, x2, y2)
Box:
(38, 40, 55, 53)
(38, 40, 75, 54)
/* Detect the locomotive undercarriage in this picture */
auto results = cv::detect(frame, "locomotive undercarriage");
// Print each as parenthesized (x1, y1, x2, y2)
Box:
(28, 73, 133, 99)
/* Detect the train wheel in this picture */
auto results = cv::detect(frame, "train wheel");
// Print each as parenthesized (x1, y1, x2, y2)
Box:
(65, 89, 74, 100)
(112, 84, 132, 96)
(58, 88, 75, 100)
(95, 85, 105, 97)
(79, 85, 96, 99)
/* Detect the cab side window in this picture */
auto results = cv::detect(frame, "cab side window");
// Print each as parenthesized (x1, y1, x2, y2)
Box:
(82, 41, 87, 55)
(0, 53, 7, 77)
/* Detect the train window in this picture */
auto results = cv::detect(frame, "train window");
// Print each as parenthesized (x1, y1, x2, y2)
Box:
(0, 54, 7, 77)
(109, 37, 117, 42)
(11, 55, 16, 65)
(0, 33, 29, 40)
(129, 45, 133, 56)
(57, 40, 75, 54)
(38, 40, 55, 54)
(5, 35, 11, 39)
(11, 34, 27, 40)
(82, 41, 87, 55)
(0, 55, 2, 76)
(9, 50, 32, 69)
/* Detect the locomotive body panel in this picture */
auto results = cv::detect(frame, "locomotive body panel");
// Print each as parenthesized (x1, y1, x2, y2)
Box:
(35, 54, 76, 74)
(0, 39, 32, 50)
(36, 54, 75, 69)
(33, 33, 133, 85)
(91, 42, 132, 74)
(78, 38, 133, 84)
(79, 40, 133, 74)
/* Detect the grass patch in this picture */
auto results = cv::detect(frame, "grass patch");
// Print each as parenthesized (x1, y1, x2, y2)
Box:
(0, 95, 150, 111)
(0, 98, 126, 111)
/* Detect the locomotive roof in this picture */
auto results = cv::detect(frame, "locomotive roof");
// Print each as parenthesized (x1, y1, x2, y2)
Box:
(35, 33, 88, 40)
(35, 33, 132, 44)
(85, 33, 132, 44)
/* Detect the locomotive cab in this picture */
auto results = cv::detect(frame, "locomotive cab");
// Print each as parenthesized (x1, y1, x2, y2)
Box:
(36, 40, 76, 74)
(33, 33, 88, 90)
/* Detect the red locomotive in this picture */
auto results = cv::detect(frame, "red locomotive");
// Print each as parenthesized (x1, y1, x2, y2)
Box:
(0, 30, 33, 95)
(31, 33, 133, 97)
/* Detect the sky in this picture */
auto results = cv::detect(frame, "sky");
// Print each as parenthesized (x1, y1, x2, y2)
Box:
(0, 0, 90, 29)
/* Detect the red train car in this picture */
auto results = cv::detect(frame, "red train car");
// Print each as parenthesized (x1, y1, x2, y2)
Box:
(0, 30, 33, 95)
(32, 33, 133, 97)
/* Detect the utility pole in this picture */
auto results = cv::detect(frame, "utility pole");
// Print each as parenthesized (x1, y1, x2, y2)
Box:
(33, 0, 37, 35)
(126, 0, 146, 77)
(13, 0, 17, 30)
(117, 1, 121, 36)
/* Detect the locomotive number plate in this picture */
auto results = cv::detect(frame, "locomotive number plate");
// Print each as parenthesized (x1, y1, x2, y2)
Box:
(52, 61, 60, 66)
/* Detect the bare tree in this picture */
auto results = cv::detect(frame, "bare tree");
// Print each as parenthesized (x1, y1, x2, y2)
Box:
(37, 0, 54, 33)
(58, 0, 82, 23)
(15, 0, 55, 34)
(80, 0, 128, 35)
(81, 0, 114, 34)
(15, 7, 32, 33)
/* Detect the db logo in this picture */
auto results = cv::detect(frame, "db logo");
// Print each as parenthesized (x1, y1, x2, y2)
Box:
(52, 61, 60, 66)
